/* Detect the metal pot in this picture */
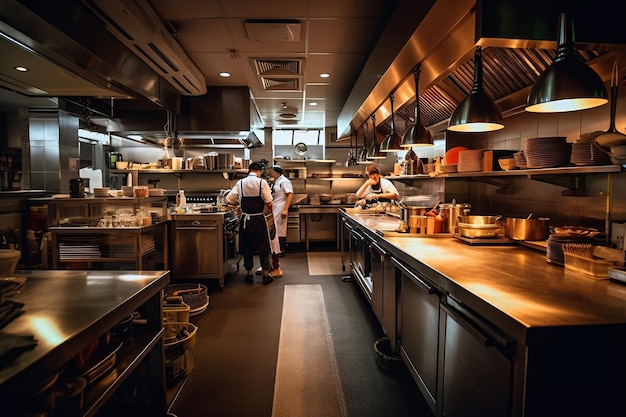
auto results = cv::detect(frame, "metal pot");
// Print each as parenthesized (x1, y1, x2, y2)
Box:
(438, 202, 471, 233)
(205, 152, 218, 170)
(217, 153, 234, 169)
(505, 217, 550, 241)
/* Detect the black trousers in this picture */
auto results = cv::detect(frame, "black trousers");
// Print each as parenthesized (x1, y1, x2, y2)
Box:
(243, 253, 270, 273)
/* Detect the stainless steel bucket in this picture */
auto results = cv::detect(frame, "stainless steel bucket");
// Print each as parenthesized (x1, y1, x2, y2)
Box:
(438, 202, 471, 233)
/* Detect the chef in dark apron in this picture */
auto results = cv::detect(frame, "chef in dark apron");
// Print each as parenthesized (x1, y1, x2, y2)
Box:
(226, 162, 274, 285)
(356, 165, 399, 202)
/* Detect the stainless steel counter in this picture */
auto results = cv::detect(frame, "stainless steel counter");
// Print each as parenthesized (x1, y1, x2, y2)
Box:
(0, 270, 169, 392)
(342, 209, 626, 330)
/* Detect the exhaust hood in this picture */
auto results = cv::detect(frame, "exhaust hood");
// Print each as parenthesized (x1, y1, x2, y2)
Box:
(338, 0, 626, 139)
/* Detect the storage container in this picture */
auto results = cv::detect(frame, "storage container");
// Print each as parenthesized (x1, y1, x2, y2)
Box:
(164, 322, 197, 387)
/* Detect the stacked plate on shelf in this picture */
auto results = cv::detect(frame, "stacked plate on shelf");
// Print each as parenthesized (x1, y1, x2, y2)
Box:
(570, 142, 611, 166)
(524, 137, 571, 168)
(457, 149, 485, 172)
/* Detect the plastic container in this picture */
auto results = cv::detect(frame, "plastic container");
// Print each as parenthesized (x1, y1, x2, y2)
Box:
(163, 299, 191, 323)
(164, 322, 197, 387)
(0, 249, 21, 277)
(564, 252, 614, 279)
(165, 284, 209, 316)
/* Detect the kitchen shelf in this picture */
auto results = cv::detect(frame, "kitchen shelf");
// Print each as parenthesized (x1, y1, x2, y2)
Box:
(49, 222, 168, 270)
(386, 164, 623, 195)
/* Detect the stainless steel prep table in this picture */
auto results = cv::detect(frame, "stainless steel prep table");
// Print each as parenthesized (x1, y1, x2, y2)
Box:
(0, 269, 170, 417)
(341, 208, 626, 416)
(296, 204, 353, 250)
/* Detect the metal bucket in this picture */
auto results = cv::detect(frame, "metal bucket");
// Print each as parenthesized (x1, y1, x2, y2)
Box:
(217, 153, 234, 169)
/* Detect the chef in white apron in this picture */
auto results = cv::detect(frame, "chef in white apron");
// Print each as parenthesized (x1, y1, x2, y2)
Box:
(226, 162, 274, 285)
(267, 165, 293, 277)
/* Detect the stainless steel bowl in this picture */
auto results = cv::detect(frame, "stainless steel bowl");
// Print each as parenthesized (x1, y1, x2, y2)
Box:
(505, 217, 550, 241)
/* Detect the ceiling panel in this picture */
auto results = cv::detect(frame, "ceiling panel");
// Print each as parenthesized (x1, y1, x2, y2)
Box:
(221, 0, 308, 18)
(150, 0, 222, 19)
(308, 19, 382, 54)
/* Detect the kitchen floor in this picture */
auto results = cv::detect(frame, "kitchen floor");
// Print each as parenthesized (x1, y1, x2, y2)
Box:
(169, 247, 433, 417)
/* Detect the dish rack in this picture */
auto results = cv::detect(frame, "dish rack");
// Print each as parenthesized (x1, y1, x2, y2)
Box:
(562, 243, 624, 279)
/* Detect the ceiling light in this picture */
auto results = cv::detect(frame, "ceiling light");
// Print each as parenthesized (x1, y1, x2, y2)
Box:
(448, 46, 504, 132)
(401, 66, 433, 147)
(526, 12, 608, 113)
(320, 73, 330, 78)
(219, 72, 231, 78)
(14, 66, 28, 72)
(309, 102, 318, 106)
(367, 114, 386, 160)
(380, 94, 402, 152)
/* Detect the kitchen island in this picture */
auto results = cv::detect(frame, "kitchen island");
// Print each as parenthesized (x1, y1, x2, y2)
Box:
(0, 269, 170, 417)
(341, 208, 626, 417)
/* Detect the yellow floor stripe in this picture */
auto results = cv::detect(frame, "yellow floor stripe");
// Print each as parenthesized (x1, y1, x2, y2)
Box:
(272, 284, 348, 417)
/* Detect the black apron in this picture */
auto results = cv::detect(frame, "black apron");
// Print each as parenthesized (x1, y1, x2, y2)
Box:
(370, 182, 391, 202)
(238, 179, 271, 255)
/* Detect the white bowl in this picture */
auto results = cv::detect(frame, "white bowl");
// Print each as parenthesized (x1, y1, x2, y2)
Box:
(610, 146, 626, 156)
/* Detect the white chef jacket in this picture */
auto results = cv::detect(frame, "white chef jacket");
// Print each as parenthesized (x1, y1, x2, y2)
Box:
(271, 174, 293, 237)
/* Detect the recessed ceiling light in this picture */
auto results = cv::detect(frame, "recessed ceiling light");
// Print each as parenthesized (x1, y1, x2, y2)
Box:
(320, 73, 330, 78)
(14, 66, 28, 72)
(219, 72, 231, 78)
(309, 102, 318, 106)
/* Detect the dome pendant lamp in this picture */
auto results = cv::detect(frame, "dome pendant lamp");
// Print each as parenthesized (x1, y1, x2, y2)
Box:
(357, 119, 373, 164)
(401, 66, 433, 147)
(380, 94, 402, 152)
(447, 46, 503, 132)
(526, 12, 608, 113)
(366, 114, 386, 159)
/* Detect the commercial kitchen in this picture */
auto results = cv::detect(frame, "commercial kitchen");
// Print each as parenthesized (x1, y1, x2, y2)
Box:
(2, 0, 626, 416)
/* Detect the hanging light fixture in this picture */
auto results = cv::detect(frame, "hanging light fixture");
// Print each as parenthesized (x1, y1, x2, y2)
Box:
(357, 120, 372, 164)
(380, 94, 402, 152)
(526, 12, 608, 113)
(401, 66, 433, 147)
(367, 114, 386, 159)
(345, 130, 358, 167)
(447, 46, 503, 132)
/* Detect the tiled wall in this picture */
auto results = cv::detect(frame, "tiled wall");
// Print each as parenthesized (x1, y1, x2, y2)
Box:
(444, 87, 626, 230)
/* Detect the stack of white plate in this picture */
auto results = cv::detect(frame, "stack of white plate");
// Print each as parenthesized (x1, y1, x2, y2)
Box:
(524, 137, 571, 168)
(457, 149, 485, 172)
(570, 142, 611, 166)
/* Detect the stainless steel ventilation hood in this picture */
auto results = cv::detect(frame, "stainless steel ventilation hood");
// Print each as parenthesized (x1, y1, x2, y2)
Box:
(338, 0, 626, 139)
(101, 86, 264, 148)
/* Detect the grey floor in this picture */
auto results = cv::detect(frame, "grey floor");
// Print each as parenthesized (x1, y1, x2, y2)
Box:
(169, 246, 433, 417)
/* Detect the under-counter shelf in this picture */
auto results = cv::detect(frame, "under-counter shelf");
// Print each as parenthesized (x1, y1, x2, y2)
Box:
(49, 222, 168, 270)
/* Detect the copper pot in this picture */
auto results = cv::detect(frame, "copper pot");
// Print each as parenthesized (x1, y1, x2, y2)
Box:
(505, 217, 550, 241)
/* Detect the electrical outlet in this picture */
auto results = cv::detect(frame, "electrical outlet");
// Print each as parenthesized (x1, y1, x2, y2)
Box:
(611, 222, 625, 250)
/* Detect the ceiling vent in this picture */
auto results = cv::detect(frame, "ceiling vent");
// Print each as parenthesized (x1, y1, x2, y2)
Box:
(85, 0, 207, 96)
(254, 59, 303, 91)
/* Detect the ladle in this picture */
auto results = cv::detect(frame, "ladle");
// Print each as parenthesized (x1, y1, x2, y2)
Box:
(595, 61, 626, 149)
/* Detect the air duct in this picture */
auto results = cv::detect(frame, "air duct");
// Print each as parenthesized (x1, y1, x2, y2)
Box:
(86, 0, 207, 96)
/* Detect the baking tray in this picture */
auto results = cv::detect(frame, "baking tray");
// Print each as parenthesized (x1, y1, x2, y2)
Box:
(452, 234, 515, 246)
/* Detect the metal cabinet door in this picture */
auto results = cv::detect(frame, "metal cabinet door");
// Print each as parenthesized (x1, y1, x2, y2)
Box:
(440, 300, 513, 417)
(394, 258, 440, 412)
(173, 222, 219, 277)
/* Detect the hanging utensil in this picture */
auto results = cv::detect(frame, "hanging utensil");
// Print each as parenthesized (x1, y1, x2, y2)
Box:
(595, 61, 626, 149)
(294, 142, 308, 157)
